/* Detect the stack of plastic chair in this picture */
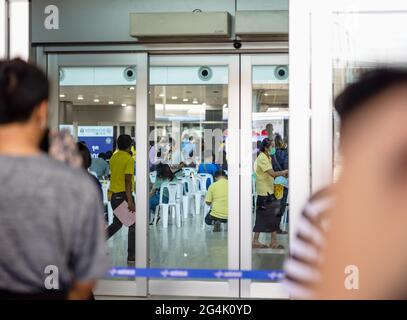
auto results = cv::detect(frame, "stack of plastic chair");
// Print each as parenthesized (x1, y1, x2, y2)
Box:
(153, 181, 181, 228)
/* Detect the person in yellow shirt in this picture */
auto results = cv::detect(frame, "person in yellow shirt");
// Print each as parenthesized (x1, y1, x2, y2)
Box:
(106, 134, 136, 263)
(253, 138, 288, 249)
(205, 170, 228, 232)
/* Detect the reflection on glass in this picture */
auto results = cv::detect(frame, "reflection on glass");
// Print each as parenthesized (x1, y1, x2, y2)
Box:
(148, 66, 229, 274)
(58, 66, 137, 279)
(251, 66, 289, 281)
(332, 12, 407, 179)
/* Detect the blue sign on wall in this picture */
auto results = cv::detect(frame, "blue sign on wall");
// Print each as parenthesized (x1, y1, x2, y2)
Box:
(77, 126, 114, 159)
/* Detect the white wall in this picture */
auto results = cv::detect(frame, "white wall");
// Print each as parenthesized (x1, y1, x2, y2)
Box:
(69, 105, 137, 125)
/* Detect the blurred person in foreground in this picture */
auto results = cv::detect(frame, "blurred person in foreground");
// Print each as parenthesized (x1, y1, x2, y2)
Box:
(284, 68, 407, 299)
(0, 58, 107, 300)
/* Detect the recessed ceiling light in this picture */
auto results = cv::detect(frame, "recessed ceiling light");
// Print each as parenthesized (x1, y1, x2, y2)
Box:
(268, 107, 280, 112)
(77, 95, 84, 100)
(202, 103, 207, 107)
(171, 96, 178, 100)
(129, 87, 135, 91)
(183, 98, 189, 102)
(159, 93, 165, 97)
(121, 103, 127, 107)
(192, 100, 198, 104)
(93, 98, 100, 103)
(108, 101, 114, 105)
(264, 93, 269, 96)
(59, 94, 66, 98)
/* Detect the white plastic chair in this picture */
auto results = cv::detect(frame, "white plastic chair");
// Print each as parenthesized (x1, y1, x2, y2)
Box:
(177, 177, 194, 219)
(182, 167, 194, 177)
(153, 181, 181, 228)
(149, 171, 157, 184)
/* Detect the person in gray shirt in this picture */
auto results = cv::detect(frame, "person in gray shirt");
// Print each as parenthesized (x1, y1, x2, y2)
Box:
(0, 58, 108, 300)
(90, 153, 110, 179)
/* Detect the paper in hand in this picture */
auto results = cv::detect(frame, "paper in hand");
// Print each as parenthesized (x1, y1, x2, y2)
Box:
(113, 201, 135, 227)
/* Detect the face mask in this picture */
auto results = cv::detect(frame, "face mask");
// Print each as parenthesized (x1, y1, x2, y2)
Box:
(269, 147, 276, 156)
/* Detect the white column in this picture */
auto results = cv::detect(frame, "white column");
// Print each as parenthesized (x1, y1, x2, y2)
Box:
(289, 0, 312, 247)
(9, 0, 29, 60)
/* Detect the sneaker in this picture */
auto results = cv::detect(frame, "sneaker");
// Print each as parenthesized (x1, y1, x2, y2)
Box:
(127, 256, 136, 263)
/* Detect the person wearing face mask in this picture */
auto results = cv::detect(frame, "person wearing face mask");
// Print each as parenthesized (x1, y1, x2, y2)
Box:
(0, 59, 107, 300)
(252, 138, 288, 249)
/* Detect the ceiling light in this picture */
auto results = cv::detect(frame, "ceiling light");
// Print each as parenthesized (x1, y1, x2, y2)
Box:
(223, 104, 228, 108)
(202, 103, 207, 107)
(192, 99, 198, 104)
(59, 94, 65, 98)
(171, 96, 178, 100)
(108, 101, 114, 105)
(159, 93, 165, 97)
(121, 103, 127, 107)
(93, 98, 100, 103)
(267, 107, 280, 112)
(183, 98, 189, 102)
(264, 93, 269, 96)
(129, 87, 135, 91)
(77, 95, 84, 100)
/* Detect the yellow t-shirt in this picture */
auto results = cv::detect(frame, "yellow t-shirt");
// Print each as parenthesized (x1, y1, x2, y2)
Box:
(205, 178, 228, 220)
(254, 152, 274, 196)
(109, 150, 134, 193)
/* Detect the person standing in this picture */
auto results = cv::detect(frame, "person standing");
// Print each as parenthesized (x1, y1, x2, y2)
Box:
(0, 58, 107, 300)
(106, 134, 136, 263)
(252, 138, 288, 249)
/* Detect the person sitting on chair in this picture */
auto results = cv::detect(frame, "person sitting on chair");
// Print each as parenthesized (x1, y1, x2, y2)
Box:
(204, 170, 228, 232)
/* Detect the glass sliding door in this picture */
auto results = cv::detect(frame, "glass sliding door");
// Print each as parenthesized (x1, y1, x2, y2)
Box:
(47, 53, 148, 297)
(241, 54, 291, 299)
(148, 55, 240, 298)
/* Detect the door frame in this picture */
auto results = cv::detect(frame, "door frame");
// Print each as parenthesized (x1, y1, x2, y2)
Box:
(240, 54, 292, 299)
(46, 52, 149, 297)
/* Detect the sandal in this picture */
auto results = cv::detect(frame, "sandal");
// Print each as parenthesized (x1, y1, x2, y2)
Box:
(252, 242, 268, 249)
(268, 243, 285, 249)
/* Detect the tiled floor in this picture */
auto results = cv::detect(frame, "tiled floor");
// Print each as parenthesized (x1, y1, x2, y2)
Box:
(106, 209, 288, 281)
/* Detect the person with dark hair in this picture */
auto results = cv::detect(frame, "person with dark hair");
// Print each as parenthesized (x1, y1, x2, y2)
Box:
(0, 58, 107, 300)
(205, 170, 228, 232)
(107, 134, 136, 263)
(284, 68, 407, 299)
(252, 138, 288, 249)
(90, 152, 110, 179)
(105, 150, 113, 162)
(77, 142, 103, 197)
(148, 163, 175, 225)
(198, 150, 220, 189)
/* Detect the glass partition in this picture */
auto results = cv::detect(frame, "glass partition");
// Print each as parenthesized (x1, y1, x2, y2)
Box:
(251, 65, 289, 280)
(148, 65, 230, 272)
(58, 65, 137, 278)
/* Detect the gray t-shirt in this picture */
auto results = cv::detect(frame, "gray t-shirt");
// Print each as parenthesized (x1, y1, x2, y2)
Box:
(0, 154, 108, 293)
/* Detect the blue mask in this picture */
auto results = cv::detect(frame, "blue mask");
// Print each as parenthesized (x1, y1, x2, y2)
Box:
(269, 147, 276, 156)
